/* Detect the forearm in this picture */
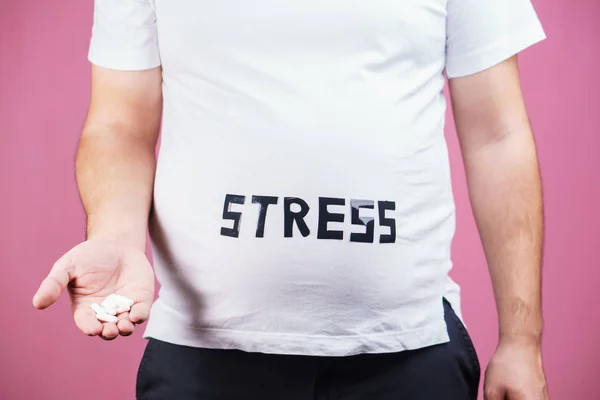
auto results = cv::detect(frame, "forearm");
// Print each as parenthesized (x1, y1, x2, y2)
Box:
(76, 122, 157, 251)
(463, 127, 543, 345)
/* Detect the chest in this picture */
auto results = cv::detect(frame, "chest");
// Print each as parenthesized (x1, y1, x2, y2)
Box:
(153, 0, 448, 65)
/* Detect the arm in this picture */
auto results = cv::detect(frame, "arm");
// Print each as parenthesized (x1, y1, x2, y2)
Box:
(32, 66, 162, 339)
(77, 65, 162, 250)
(449, 56, 543, 344)
(449, 56, 547, 398)
(32, 0, 163, 340)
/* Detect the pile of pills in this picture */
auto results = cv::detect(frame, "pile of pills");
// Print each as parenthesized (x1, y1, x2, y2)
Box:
(90, 294, 135, 323)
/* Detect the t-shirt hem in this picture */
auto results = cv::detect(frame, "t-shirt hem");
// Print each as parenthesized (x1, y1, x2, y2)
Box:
(88, 48, 161, 71)
(445, 27, 547, 79)
(142, 300, 451, 357)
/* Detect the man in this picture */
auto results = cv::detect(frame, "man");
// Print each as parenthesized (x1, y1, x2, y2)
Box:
(32, 0, 548, 398)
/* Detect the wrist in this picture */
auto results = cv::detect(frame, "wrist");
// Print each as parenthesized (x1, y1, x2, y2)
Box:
(86, 210, 149, 251)
(497, 297, 543, 347)
(499, 331, 542, 348)
(87, 229, 147, 252)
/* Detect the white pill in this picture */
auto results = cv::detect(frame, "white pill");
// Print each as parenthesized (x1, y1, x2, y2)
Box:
(111, 303, 131, 314)
(90, 302, 116, 316)
(96, 313, 118, 323)
(101, 294, 128, 309)
(100, 294, 119, 309)
(112, 294, 135, 307)
(101, 294, 133, 314)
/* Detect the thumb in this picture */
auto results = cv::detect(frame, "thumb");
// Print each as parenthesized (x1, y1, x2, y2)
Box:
(33, 255, 73, 309)
(484, 387, 506, 400)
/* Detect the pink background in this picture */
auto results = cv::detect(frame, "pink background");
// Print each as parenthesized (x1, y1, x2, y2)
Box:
(1, 0, 598, 399)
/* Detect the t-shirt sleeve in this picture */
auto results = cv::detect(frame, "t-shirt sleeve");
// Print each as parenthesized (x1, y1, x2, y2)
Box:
(445, 0, 546, 79)
(88, 0, 161, 71)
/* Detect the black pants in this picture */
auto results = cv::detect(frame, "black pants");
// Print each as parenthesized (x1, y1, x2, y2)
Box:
(136, 299, 480, 400)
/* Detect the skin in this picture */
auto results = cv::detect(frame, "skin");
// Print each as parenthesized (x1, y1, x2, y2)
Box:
(450, 56, 548, 399)
(33, 56, 547, 398)
(32, 65, 162, 340)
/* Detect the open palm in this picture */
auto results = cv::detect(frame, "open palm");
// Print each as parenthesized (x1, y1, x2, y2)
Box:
(33, 240, 155, 340)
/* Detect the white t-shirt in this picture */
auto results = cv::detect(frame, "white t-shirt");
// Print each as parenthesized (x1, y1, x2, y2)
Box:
(89, 0, 545, 356)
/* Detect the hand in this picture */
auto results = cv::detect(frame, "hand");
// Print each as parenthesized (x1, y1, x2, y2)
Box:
(33, 239, 155, 340)
(484, 339, 549, 399)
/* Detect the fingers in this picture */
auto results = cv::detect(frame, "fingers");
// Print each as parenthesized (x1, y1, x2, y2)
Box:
(81, 301, 144, 340)
(117, 312, 135, 337)
(101, 312, 136, 340)
(77, 309, 135, 340)
(33, 256, 73, 309)
(129, 302, 151, 324)
(73, 306, 103, 336)
(101, 323, 120, 340)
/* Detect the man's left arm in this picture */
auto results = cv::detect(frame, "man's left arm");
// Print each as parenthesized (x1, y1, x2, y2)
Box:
(448, 56, 549, 400)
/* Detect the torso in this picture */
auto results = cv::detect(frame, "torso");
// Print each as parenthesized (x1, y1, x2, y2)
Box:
(145, 0, 460, 356)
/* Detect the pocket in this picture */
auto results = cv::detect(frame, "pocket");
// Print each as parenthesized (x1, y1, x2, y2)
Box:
(444, 299, 481, 381)
(136, 338, 158, 399)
